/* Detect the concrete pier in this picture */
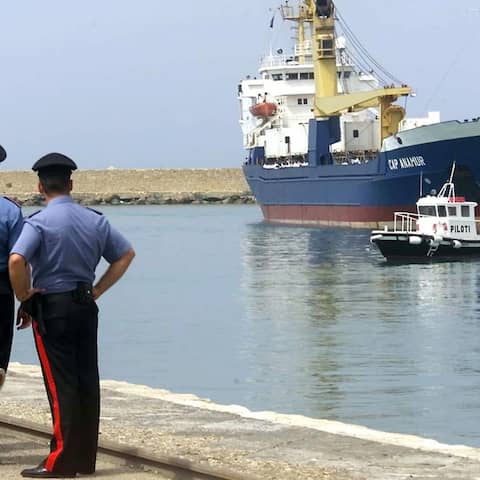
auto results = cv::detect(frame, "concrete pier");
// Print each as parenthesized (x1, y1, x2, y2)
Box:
(1, 363, 480, 480)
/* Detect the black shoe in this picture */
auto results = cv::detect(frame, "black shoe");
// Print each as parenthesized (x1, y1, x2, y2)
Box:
(21, 464, 76, 478)
(0, 368, 5, 390)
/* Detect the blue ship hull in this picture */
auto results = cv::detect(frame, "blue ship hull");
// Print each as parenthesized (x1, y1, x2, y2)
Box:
(243, 119, 480, 227)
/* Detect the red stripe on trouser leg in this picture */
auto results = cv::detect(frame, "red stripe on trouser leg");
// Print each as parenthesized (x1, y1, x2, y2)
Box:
(33, 321, 64, 472)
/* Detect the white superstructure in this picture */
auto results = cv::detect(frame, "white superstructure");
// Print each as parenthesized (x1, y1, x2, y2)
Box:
(239, 37, 386, 160)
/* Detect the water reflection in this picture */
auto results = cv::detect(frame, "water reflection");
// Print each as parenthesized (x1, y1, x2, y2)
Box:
(12, 205, 480, 447)
(241, 222, 480, 446)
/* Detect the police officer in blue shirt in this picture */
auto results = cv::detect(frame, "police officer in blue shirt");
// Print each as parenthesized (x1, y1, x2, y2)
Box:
(9, 152, 135, 478)
(0, 145, 23, 390)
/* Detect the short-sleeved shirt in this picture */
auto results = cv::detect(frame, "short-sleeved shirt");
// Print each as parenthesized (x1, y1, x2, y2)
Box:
(11, 195, 131, 293)
(0, 196, 23, 273)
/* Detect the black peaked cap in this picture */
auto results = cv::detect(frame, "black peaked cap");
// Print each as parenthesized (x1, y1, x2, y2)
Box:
(32, 152, 78, 172)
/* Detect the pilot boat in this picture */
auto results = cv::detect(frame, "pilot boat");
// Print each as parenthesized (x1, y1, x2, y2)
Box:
(370, 165, 480, 260)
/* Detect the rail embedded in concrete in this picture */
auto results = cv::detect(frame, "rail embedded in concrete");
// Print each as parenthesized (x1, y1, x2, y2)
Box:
(0, 414, 259, 480)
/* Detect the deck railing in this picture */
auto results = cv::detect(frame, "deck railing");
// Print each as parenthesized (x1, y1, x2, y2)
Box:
(393, 212, 419, 233)
(393, 212, 480, 235)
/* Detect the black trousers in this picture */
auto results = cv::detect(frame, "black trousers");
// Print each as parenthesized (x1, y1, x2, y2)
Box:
(32, 293, 99, 475)
(0, 292, 14, 372)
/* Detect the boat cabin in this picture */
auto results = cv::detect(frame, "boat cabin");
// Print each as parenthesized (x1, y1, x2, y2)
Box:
(413, 181, 479, 239)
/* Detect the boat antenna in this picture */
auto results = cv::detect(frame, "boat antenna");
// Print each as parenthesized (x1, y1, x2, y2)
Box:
(449, 162, 456, 183)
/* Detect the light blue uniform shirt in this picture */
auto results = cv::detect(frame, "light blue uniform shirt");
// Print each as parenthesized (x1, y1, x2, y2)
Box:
(0, 196, 23, 273)
(11, 195, 131, 293)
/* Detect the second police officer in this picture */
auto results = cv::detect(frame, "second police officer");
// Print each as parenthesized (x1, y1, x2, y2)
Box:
(0, 145, 23, 390)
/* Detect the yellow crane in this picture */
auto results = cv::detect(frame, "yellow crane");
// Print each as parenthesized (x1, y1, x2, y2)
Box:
(283, 0, 412, 141)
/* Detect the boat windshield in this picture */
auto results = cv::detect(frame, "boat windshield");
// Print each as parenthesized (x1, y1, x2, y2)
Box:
(448, 206, 457, 216)
(437, 205, 447, 217)
(418, 205, 437, 216)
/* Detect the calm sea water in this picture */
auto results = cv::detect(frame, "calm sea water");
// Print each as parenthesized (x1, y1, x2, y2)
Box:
(12, 205, 480, 447)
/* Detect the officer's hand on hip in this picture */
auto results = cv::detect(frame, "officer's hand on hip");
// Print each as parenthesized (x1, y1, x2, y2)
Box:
(16, 307, 33, 330)
(17, 287, 44, 303)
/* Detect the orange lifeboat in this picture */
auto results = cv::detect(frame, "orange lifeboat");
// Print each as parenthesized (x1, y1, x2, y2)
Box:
(249, 102, 277, 118)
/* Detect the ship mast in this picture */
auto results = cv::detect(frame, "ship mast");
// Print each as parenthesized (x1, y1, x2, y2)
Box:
(282, 2, 310, 64)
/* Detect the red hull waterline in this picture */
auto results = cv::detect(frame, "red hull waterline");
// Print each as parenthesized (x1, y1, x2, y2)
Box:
(260, 204, 414, 228)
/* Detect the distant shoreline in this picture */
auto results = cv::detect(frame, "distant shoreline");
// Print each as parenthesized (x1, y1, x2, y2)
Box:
(0, 168, 255, 206)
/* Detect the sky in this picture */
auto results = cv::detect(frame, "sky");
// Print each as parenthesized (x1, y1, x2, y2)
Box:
(0, 1, 479, 170)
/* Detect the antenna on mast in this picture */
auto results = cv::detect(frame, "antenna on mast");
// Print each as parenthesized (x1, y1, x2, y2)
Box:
(449, 161, 456, 184)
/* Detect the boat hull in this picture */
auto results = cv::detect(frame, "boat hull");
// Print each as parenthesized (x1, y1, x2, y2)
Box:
(371, 232, 480, 261)
(243, 120, 480, 227)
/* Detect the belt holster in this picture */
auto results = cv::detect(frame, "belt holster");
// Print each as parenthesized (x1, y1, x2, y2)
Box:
(72, 283, 94, 305)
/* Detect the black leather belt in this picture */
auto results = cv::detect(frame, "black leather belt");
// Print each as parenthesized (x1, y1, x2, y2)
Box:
(43, 283, 93, 304)
(22, 283, 94, 336)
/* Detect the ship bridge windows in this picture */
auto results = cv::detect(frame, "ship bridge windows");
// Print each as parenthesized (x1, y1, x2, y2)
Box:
(272, 72, 315, 81)
(299, 72, 315, 80)
(297, 98, 308, 105)
(461, 205, 471, 217)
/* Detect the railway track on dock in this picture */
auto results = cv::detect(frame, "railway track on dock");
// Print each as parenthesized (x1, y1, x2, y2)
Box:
(0, 414, 255, 480)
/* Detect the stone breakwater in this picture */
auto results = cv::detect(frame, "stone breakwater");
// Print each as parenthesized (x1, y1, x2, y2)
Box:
(0, 168, 254, 206)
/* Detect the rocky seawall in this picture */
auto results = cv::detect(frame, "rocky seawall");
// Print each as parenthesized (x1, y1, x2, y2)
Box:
(0, 168, 255, 206)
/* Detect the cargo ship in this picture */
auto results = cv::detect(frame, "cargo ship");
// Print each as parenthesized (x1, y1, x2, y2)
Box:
(238, 0, 480, 227)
